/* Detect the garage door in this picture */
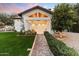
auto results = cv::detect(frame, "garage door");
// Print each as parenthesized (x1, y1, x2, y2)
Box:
(31, 20, 48, 34)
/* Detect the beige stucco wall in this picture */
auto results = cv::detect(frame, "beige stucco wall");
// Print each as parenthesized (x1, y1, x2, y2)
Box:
(14, 19, 23, 32)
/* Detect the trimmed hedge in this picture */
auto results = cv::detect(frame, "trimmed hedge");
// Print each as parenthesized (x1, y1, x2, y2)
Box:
(44, 31, 79, 56)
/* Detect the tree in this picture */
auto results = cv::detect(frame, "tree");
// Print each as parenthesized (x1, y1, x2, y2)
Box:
(0, 13, 14, 26)
(70, 3, 79, 33)
(52, 3, 76, 32)
(74, 3, 79, 23)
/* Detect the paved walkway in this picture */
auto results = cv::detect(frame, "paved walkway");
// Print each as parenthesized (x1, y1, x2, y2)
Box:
(30, 34, 53, 56)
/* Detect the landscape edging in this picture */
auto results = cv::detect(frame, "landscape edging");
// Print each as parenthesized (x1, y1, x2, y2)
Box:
(29, 34, 37, 56)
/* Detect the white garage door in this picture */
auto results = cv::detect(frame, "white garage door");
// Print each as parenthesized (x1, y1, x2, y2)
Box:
(31, 20, 48, 34)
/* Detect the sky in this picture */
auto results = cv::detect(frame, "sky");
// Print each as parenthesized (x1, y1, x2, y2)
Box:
(0, 3, 58, 14)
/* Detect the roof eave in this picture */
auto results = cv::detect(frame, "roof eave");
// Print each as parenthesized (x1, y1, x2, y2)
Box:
(18, 6, 53, 16)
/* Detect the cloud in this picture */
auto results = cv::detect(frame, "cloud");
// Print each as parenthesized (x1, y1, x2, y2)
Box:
(0, 3, 39, 14)
(21, 3, 38, 10)
(26, 3, 37, 7)
(0, 3, 22, 14)
(0, 3, 54, 14)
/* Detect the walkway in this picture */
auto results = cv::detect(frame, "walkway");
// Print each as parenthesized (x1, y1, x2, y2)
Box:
(30, 34, 53, 56)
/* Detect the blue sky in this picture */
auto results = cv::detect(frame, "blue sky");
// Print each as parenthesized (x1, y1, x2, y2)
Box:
(0, 3, 58, 14)
(17, 3, 57, 9)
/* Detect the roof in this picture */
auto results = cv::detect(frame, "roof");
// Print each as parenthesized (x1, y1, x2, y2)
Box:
(12, 15, 21, 19)
(18, 6, 53, 16)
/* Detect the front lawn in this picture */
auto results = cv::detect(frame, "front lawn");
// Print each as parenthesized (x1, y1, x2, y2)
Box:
(0, 32, 35, 56)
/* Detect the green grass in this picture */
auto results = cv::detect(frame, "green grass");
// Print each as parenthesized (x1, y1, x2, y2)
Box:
(0, 32, 35, 56)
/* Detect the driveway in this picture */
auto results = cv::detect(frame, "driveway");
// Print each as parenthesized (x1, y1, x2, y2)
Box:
(57, 32, 79, 54)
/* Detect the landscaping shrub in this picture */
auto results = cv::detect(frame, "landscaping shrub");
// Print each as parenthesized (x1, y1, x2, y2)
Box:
(71, 24, 79, 33)
(25, 30, 36, 36)
(17, 30, 36, 36)
(44, 31, 79, 56)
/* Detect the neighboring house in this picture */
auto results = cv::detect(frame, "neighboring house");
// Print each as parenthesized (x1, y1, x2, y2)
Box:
(0, 21, 14, 32)
(13, 6, 53, 34)
(0, 25, 14, 32)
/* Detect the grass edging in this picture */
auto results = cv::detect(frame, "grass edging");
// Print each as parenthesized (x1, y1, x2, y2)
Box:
(29, 34, 37, 56)
(44, 31, 79, 56)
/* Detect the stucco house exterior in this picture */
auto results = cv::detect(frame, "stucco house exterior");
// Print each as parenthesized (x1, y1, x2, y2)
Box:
(13, 6, 53, 34)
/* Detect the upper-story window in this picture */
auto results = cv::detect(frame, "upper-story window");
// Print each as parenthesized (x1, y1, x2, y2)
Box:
(29, 12, 48, 18)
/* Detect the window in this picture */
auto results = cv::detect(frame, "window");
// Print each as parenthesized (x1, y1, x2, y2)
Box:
(29, 12, 48, 18)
